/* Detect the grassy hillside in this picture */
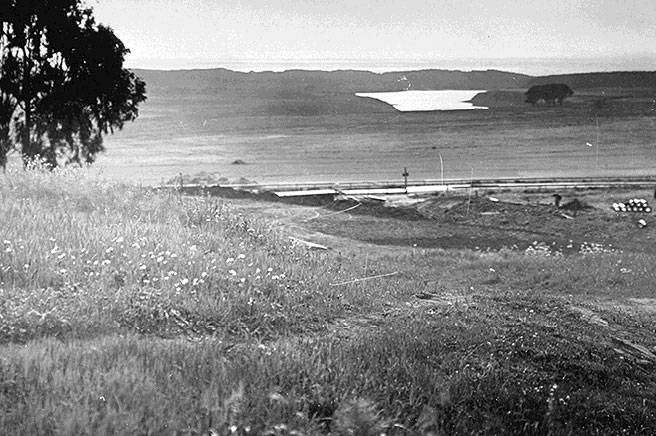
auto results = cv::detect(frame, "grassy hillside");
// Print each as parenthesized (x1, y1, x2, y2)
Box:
(0, 166, 361, 343)
(2, 168, 656, 434)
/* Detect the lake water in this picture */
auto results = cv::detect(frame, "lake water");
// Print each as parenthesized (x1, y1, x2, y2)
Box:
(355, 90, 487, 111)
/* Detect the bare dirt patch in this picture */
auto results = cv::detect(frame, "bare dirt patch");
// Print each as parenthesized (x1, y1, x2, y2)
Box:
(207, 185, 656, 255)
(300, 191, 655, 254)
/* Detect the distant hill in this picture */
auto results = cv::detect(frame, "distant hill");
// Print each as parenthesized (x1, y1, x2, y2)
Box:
(134, 68, 656, 96)
(529, 72, 656, 89)
(130, 68, 656, 116)
(132, 68, 531, 94)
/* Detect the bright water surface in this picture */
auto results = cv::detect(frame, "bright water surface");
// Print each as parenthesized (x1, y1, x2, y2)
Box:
(355, 90, 487, 111)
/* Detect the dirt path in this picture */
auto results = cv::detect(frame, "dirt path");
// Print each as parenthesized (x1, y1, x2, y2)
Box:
(225, 197, 417, 255)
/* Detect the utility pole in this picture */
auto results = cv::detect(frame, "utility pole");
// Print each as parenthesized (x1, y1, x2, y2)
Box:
(402, 167, 409, 189)
(595, 116, 600, 174)
(439, 152, 444, 185)
(467, 168, 474, 215)
(431, 146, 444, 185)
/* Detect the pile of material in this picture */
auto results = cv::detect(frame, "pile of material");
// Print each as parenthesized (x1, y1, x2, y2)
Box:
(560, 198, 590, 211)
(612, 198, 652, 213)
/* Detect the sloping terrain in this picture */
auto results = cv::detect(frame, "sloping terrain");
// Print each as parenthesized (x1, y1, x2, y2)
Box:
(2, 170, 656, 434)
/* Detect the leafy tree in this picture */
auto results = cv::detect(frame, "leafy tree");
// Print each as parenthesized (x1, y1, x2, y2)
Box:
(0, 0, 146, 169)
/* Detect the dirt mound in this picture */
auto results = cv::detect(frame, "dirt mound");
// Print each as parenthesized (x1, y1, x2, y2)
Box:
(410, 196, 586, 253)
(419, 196, 559, 222)
(561, 198, 591, 211)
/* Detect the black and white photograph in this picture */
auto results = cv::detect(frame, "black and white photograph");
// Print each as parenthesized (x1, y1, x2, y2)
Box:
(1, 0, 656, 434)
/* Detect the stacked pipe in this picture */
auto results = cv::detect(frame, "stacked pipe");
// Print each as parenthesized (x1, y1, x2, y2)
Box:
(612, 198, 651, 213)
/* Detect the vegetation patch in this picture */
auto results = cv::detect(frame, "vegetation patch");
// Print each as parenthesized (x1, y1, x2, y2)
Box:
(2, 168, 656, 434)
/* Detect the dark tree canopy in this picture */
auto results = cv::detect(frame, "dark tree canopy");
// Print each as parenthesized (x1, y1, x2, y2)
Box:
(525, 83, 573, 106)
(0, 0, 146, 169)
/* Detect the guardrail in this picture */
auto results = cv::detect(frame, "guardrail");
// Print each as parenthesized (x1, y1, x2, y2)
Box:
(158, 175, 656, 196)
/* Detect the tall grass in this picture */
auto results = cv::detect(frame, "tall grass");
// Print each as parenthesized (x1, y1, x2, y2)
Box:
(2, 167, 656, 434)
(2, 304, 655, 435)
(0, 166, 375, 343)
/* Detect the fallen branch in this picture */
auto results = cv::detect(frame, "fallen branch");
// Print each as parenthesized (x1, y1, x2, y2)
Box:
(288, 236, 329, 250)
(612, 336, 656, 362)
(329, 271, 399, 286)
(560, 212, 574, 220)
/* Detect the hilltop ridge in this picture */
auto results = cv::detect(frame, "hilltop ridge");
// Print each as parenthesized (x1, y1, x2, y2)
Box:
(529, 71, 656, 89)
(132, 68, 530, 93)
(133, 67, 656, 94)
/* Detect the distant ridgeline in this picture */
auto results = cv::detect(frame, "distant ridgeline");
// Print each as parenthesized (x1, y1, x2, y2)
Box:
(134, 68, 530, 92)
(133, 68, 656, 114)
(528, 72, 656, 89)
(135, 68, 656, 93)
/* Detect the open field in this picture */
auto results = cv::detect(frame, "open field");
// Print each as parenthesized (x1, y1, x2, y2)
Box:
(72, 69, 656, 185)
(3, 168, 656, 434)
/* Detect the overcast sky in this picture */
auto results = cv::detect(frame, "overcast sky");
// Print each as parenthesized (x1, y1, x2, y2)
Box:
(90, 0, 656, 72)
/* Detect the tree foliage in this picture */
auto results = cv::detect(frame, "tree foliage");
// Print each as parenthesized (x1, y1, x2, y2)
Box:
(525, 83, 573, 107)
(0, 0, 146, 169)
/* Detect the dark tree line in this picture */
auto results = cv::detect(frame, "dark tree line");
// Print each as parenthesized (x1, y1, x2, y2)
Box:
(0, 0, 146, 170)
